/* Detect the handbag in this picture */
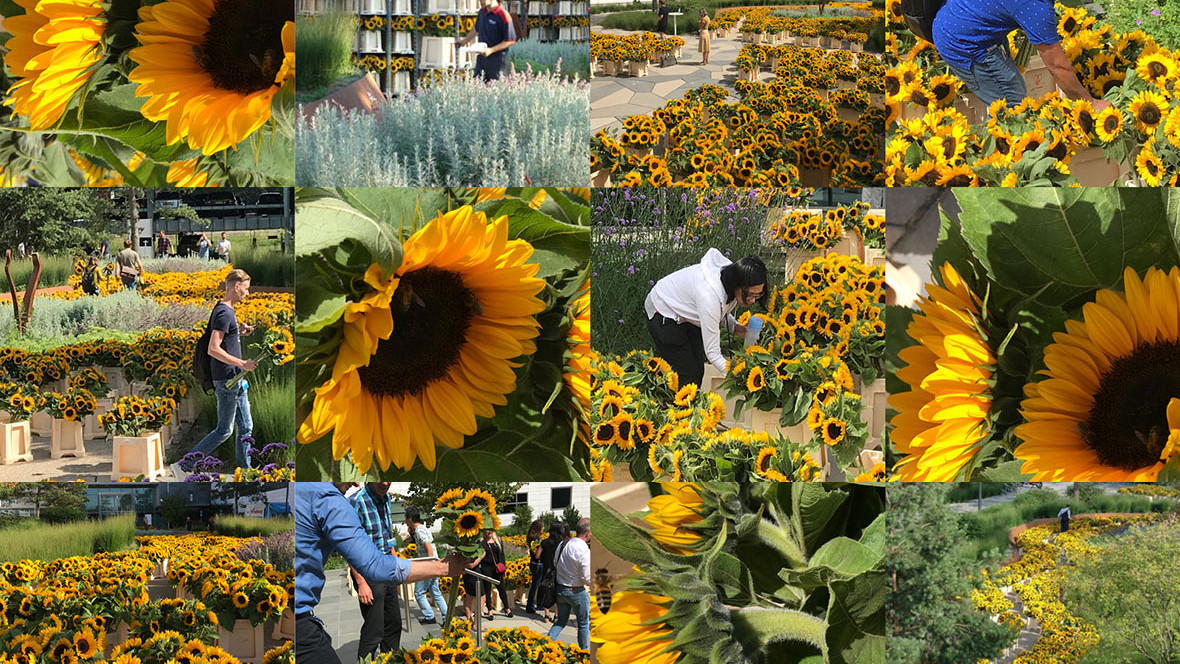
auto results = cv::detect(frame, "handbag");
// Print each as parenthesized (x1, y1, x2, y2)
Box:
(536, 541, 566, 608)
(120, 264, 139, 278)
(495, 562, 507, 574)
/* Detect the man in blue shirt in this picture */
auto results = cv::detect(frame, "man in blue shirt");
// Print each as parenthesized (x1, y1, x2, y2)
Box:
(296, 483, 471, 664)
(931, 0, 1110, 109)
(190, 269, 257, 468)
(349, 483, 401, 658)
(458, 0, 516, 81)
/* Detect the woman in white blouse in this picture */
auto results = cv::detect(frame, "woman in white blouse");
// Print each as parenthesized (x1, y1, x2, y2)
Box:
(644, 250, 767, 388)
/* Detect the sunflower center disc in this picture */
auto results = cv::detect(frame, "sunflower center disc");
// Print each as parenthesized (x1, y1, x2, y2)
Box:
(1085, 340, 1180, 469)
(199, 0, 292, 94)
(357, 267, 475, 399)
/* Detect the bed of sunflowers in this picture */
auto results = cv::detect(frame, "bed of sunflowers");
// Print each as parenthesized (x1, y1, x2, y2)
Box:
(969, 514, 1161, 664)
(590, 4, 885, 187)
(886, 1, 1180, 186)
(0, 262, 294, 481)
(0, 0, 294, 186)
(0, 532, 294, 664)
(589, 201, 886, 483)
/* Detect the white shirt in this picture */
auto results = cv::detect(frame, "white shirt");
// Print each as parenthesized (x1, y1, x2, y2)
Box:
(413, 523, 436, 557)
(554, 536, 591, 588)
(644, 247, 739, 373)
(1058, 507, 1071, 518)
(217, 239, 231, 257)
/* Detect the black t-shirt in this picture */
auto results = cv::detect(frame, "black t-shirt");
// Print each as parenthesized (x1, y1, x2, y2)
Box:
(477, 6, 514, 50)
(657, 6, 669, 24)
(209, 302, 242, 381)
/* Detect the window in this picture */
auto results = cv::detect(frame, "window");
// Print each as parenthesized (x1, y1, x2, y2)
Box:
(502, 492, 527, 514)
(551, 486, 571, 510)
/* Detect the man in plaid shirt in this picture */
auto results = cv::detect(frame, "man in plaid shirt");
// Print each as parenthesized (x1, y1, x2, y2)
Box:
(349, 482, 401, 657)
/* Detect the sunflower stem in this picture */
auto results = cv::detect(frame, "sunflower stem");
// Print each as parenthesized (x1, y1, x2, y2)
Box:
(757, 518, 808, 568)
(731, 607, 828, 655)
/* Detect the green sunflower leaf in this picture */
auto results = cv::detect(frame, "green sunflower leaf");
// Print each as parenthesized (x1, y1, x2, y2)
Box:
(41, 83, 195, 164)
(590, 496, 660, 570)
(473, 198, 590, 279)
(294, 277, 349, 334)
(955, 188, 1178, 307)
(294, 194, 402, 275)
(825, 574, 886, 664)
(1162, 187, 1180, 263)
(334, 187, 455, 240)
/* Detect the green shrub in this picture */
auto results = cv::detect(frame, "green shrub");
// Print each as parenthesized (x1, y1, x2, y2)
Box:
(1, 290, 208, 343)
(296, 11, 357, 91)
(1101, 0, 1180, 50)
(213, 515, 294, 539)
(2, 254, 81, 289)
(0, 514, 135, 562)
(507, 39, 591, 80)
(230, 243, 294, 288)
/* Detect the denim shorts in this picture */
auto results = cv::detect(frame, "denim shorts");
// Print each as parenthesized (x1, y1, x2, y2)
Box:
(945, 43, 1028, 108)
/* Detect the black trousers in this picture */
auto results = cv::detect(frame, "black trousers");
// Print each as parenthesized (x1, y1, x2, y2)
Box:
(647, 314, 707, 389)
(296, 613, 342, 664)
(475, 53, 505, 81)
(357, 581, 401, 657)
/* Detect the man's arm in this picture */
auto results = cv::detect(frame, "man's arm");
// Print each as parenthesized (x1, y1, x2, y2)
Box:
(458, 28, 477, 46)
(1036, 43, 1110, 110)
(576, 542, 591, 587)
(206, 328, 258, 370)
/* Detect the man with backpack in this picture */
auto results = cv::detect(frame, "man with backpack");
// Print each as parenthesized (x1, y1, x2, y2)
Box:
(547, 517, 591, 649)
(190, 269, 257, 468)
(906, 0, 1111, 109)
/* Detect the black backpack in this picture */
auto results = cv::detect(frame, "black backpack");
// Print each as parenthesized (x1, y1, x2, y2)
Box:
(901, 0, 947, 43)
(192, 305, 219, 395)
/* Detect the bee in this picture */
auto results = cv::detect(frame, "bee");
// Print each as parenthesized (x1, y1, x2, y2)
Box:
(396, 284, 427, 313)
(249, 48, 281, 83)
(592, 568, 613, 614)
(463, 292, 483, 316)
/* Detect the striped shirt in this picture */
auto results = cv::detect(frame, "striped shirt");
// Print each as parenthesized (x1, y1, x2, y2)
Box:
(350, 486, 395, 558)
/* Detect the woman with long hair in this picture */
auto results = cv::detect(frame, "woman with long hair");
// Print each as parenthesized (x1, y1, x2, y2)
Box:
(538, 521, 566, 621)
(698, 9, 711, 65)
(525, 519, 546, 614)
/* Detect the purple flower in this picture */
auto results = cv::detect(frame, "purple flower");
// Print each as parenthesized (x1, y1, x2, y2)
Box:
(648, 280, 655, 286)
(1152, 9, 1161, 16)
(627, 265, 637, 274)
(619, 238, 626, 248)
(618, 318, 625, 323)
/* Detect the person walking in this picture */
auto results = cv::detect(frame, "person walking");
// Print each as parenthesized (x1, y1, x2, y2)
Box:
(116, 239, 144, 291)
(217, 232, 232, 263)
(538, 521, 566, 622)
(156, 230, 173, 258)
(405, 506, 449, 625)
(524, 519, 545, 614)
(81, 256, 100, 296)
(645, 251, 767, 389)
(930, 0, 1111, 109)
(190, 269, 257, 468)
(655, 0, 668, 37)
(698, 9, 711, 65)
(296, 483, 472, 664)
(349, 482, 402, 658)
(547, 518, 591, 649)
(1058, 504, 1072, 533)
(197, 233, 211, 260)
(458, 0, 517, 81)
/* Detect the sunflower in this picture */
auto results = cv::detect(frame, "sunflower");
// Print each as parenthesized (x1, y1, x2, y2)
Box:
(3, 0, 107, 129)
(1095, 105, 1123, 142)
(73, 630, 98, 658)
(594, 591, 680, 664)
(674, 383, 698, 406)
(1129, 89, 1169, 135)
(1136, 51, 1177, 87)
(1014, 267, 1180, 481)
(643, 483, 703, 554)
(890, 263, 996, 481)
(854, 461, 887, 482)
(1136, 143, 1165, 186)
(746, 366, 765, 392)
(127, 0, 295, 154)
(754, 446, 779, 477)
(454, 510, 484, 538)
(167, 158, 212, 186)
(821, 417, 847, 446)
(297, 207, 547, 473)
(593, 421, 617, 446)
(233, 592, 250, 609)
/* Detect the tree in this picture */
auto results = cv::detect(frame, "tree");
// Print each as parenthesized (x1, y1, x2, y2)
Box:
(1063, 521, 1180, 664)
(395, 483, 523, 523)
(562, 504, 583, 531)
(887, 484, 1014, 664)
(0, 483, 86, 522)
(159, 493, 188, 530)
(506, 502, 535, 536)
(0, 189, 118, 254)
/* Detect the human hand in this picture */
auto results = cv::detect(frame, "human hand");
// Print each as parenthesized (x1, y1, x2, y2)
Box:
(1091, 98, 1112, 112)
(734, 323, 748, 337)
(241, 324, 255, 336)
(242, 359, 259, 371)
(444, 552, 476, 576)
(357, 581, 373, 605)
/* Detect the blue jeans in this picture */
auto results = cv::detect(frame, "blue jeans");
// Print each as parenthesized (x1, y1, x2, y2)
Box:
(191, 379, 252, 467)
(944, 43, 1028, 108)
(547, 586, 590, 649)
(414, 577, 447, 620)
(122, 277, 138, 291)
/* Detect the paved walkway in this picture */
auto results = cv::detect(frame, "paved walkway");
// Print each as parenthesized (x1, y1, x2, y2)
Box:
(318, 568, 580, 664)
(0, 419, 203, 481)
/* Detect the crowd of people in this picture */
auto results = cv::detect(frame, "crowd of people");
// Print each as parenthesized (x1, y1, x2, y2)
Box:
(294, 482, 592, 664)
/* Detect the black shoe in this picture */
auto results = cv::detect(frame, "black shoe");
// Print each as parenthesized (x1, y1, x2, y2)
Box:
(419, 617, 436, 625)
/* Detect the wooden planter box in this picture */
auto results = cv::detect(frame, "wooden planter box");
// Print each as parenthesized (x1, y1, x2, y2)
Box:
(836, 107, 861, 122)
(702, 365, 749, 429)
(31, 410, 52, 436)
(628, 60, 648, 77)
(112, 431, 166, 481)
(0, 421, 33, 464)
(749, 408, 811, 446)
(300, 72, 384, 123)
(800, 167, 833, 187)
(1070, 147, 1126, 187)
(591, 169, 611, 187)
(857, 376, 887, 451)
(51, 418, 86, 459)
(218, 620, 267, 663)
(739, 68, 757, 83)
(271, 609, 295, 641)
(105, 624, 130, 657)
(603, 60, 619, 76)
(356, 29, 382, 54)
